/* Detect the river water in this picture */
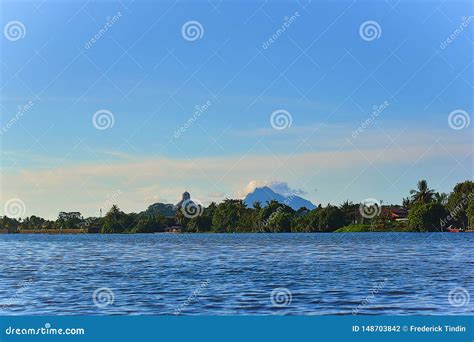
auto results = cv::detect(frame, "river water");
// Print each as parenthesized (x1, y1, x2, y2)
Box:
(0, 233, 472, 315)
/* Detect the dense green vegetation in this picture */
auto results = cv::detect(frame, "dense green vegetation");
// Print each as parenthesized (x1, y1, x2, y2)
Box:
(335, 224, 374, 232)
(1, 180, 472, 233)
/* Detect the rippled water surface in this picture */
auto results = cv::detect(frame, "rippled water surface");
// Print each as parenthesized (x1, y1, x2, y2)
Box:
(0, 233, 472, 315)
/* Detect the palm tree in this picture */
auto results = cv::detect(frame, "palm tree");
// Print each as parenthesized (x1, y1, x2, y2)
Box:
(339, 200, 352, 210)
(107, 205, 121, 223)
(410, 180, 435, 204)
(434, 192, 448, 205)
(339, 200, 356, 224)
(253, 201, 262, 211)
(402, 197, 411, 209)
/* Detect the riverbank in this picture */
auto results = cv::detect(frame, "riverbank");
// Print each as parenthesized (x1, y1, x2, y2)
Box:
(334, 224, 412, 232)
(4, 225, 464, 234)
(17, 228, 89, 234)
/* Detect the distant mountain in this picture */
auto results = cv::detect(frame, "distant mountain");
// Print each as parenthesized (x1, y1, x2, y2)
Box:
(142, 203, 176, 217)
(243, 186, 316, 210)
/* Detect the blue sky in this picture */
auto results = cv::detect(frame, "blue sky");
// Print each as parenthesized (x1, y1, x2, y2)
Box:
(1, 0, 473, 219)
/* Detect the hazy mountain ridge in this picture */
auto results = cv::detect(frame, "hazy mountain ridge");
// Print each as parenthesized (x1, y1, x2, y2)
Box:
(244, 186, 316, 210)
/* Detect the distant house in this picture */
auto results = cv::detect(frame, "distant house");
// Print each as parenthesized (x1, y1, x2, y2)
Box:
(383, 207, 408, 221)
(165, 225, 183, 233)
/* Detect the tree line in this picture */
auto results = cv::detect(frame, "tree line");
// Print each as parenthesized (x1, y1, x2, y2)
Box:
(1, 180, 473, 233)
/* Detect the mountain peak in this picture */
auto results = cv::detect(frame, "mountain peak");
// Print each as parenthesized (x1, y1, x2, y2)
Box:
(243, 187, 316, 210)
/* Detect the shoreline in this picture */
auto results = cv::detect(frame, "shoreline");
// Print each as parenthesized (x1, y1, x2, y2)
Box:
(4, 230, 470, 235)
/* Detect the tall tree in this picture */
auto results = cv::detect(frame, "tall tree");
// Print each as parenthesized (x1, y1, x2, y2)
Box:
(410, 180, 435, 204)
(408, 203, 448, 232)
(446, 180, 474, 228)
(434, 192, 448, 205)
(339, 200, 357, 225)
(102, 205, 129, 233)
(402, 197, 411, 209)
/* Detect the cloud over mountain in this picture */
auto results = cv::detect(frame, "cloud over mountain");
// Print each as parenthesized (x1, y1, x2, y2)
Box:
(237, 180, 307, 198)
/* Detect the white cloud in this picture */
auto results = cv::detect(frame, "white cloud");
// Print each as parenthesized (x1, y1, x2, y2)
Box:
(1, 141, 471, 219)
(236, 180, 306, 198)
